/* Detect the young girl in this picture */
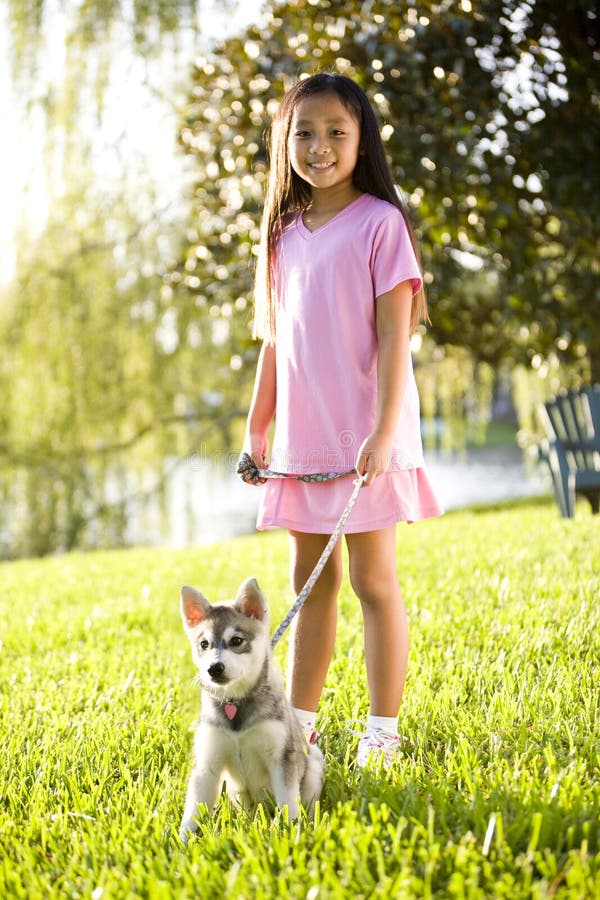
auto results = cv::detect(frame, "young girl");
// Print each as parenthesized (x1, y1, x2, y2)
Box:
(240, 73, 442, 767)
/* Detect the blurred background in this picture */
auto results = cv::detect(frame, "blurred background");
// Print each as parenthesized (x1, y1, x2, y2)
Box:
(0, 0, 597, 558)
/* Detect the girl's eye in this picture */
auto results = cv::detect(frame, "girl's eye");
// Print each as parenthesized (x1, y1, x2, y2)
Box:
(230, 636, 244, 648)
(199, 639, 209, 651)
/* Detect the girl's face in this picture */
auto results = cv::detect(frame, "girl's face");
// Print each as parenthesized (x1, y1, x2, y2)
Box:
(287, 92, 361, 196)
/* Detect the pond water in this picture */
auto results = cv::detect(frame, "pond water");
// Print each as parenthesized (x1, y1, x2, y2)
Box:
(125, 446, 551, 548)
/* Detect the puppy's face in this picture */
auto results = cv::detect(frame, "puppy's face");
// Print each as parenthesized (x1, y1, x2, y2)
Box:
(180, 578, 269, 700)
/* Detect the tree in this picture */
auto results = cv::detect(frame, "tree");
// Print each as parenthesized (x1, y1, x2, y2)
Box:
(0, 0, 248, 556)
(176, 0, 599, 379)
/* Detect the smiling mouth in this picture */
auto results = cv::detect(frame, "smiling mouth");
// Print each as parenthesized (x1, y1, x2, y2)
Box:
(308, 162, 335, 170)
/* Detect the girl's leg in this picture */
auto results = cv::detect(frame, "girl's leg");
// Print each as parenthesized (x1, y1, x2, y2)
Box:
(345, 525, 408, 717)
(287, 530, 343, 712)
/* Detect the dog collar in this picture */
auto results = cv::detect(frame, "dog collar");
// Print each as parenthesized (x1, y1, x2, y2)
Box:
(203, 685, 240, 719)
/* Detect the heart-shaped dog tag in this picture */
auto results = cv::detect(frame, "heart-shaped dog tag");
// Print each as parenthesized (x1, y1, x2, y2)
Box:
(224, 702, 237, 720)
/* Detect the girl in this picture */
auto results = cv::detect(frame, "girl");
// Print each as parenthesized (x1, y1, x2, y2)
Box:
(240, 73, 442, 767)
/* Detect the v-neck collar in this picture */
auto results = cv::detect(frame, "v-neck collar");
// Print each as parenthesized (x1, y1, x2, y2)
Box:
(295, 193, 368, 240)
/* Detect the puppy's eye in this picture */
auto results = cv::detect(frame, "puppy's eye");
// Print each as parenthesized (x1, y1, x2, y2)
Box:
(198, 639, 210, 651)
(229, 636, 244, 648)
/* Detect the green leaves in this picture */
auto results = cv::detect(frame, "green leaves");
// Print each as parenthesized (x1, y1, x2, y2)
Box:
(176, 0, 599, 376)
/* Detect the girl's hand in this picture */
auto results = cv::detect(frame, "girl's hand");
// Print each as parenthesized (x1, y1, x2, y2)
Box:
(238, 434, 269, 485)
(355, 431, 393, 486)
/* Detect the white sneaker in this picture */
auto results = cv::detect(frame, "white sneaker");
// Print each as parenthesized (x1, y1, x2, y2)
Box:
(348, 721, 403, 768)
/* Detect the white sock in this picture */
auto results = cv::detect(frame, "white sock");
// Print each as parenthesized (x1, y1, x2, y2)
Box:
(293, 706, 317, 735)
(366, 715, 398, 735)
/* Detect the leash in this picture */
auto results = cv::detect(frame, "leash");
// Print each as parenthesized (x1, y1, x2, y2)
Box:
(236, 452, 355, 484)
(236, 453, 364, 648)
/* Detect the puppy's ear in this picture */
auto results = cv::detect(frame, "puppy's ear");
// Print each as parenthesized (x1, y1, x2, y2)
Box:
(180, 586, 211, 631)
(233, 577, 268, 621)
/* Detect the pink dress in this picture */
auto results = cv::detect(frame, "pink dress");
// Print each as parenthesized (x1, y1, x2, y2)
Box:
(257, 193, 442, 533)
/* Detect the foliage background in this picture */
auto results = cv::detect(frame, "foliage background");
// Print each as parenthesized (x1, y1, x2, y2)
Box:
(1, 0, 598, 557)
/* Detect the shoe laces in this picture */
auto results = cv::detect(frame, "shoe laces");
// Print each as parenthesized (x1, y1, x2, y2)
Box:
(359, 729, 401, 751)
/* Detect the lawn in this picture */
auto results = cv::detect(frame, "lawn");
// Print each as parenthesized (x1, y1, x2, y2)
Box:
(0, 500, 598, 898)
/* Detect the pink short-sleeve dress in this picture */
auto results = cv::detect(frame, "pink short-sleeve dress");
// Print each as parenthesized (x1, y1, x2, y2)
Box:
(256, 193, 442, 534)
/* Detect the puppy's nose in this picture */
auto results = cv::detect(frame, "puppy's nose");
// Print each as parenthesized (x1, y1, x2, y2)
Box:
(208, 661, 226, 680)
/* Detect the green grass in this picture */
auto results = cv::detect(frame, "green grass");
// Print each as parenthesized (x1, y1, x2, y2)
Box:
(0, 501, 598, 898)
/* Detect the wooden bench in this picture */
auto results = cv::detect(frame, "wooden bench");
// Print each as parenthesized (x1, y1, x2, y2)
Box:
(539, 385, 600, 517)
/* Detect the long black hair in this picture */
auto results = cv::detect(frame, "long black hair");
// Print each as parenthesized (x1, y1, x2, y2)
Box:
(254, 73, 427, 341)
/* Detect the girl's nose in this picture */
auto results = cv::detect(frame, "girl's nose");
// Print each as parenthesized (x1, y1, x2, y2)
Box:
(310, 135, 330, 154)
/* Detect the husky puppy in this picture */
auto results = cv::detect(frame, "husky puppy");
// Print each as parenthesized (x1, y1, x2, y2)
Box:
(179, 577, 324, 841)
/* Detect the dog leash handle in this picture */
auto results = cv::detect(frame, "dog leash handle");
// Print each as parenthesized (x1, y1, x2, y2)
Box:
(237, 452, 354, 484)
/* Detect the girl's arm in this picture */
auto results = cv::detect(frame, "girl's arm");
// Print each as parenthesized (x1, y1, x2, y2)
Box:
(242, 341, 277, 480)
(356, 279, 413, 486)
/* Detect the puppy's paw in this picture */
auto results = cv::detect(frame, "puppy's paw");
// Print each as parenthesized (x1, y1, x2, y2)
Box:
(179, 819, 197, 845)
